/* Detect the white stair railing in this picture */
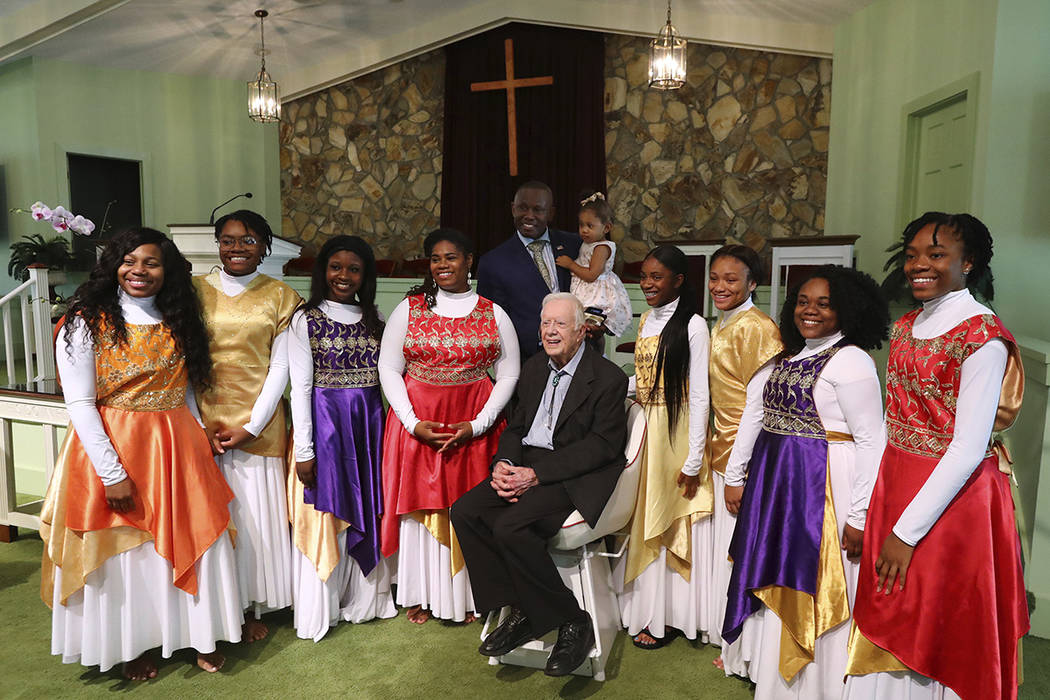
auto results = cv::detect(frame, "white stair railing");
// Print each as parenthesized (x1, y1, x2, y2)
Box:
(0, 266, 56, 385)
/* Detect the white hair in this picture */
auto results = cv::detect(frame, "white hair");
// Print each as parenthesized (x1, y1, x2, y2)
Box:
(541, 292, 585, 329)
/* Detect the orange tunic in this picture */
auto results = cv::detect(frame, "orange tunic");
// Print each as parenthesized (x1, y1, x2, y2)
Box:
(41, 321, 234, 605)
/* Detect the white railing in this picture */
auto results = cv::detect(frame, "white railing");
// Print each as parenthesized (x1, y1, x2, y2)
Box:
(0, 266, 56, 385)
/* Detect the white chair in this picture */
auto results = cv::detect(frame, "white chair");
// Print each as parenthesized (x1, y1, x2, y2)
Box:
(481, 398, 647, 680)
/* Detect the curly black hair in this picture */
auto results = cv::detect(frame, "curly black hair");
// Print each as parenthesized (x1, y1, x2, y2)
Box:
(63, 227, 213, 390)
(643, 245, 698, 441)
(302, 235, 384, 340)
(406, 228, 475, 309)
(214, 209, 274, 257)
(778, 264, 890, 357)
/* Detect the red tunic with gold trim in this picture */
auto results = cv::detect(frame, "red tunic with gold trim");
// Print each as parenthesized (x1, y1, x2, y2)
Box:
(380, 294, 505, 557)
(850, 311, 1028, 700)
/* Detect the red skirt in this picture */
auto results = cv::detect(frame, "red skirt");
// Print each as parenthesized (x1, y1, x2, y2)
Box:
(853, 444, 1028, 700)
(380, 375, 504, 557)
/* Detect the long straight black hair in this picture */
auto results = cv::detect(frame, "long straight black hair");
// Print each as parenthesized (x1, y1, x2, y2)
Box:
(645, 245, 698, 439)
(303, 235, 384, 340)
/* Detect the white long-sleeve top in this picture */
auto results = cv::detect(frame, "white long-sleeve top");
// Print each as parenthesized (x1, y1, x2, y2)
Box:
(215, 269, 291, 436)
(57, 291, 205, 486)
(627, 297, 710, 476)
(377, 287, 520, 436)
(724, 331, 885, 529)
(892, 289, 1008, 546)
(288, 300, 383, 462)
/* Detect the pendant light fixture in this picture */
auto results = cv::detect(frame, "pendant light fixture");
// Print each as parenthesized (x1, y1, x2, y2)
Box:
(247, 9, 280, 122)
(649, 0, 687, 90)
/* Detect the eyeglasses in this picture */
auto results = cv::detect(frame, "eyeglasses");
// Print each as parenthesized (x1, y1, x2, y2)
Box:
(217, 235, 259, 249)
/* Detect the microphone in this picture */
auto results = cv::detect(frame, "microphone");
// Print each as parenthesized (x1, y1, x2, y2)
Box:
(209, 192, 253, 225)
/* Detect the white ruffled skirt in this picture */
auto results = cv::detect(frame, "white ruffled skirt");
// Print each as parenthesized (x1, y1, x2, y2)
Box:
(51, 535, 242, 672)
(844, 672, 961, 700)
(218, 449, 293, 615)
(393, 516, 475, 621)
(291, 531, 398, 641)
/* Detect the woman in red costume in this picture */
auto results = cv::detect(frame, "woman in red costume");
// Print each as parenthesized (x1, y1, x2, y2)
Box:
(845, 213, 1028, 700)
(378, 228, 520, 624)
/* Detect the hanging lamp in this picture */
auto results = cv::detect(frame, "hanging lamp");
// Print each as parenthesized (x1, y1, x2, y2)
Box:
(649, 0, 687, 90)
(247, 9, 280, 122)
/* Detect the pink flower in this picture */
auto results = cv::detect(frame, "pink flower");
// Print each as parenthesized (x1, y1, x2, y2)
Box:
(50, 206, 72, 232)
(30, 201, 52, 221)
(69, 215, 95, 236)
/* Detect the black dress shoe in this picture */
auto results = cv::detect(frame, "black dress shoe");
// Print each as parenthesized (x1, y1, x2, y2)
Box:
(479, 608, 535, 656)
(544, 613, 594, 676)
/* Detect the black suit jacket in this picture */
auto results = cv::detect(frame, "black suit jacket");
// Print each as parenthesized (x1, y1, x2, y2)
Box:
(476, 229, 581, 359)
(493, 345, 628, 527)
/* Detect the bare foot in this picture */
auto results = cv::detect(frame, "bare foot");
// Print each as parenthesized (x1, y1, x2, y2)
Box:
(242, 614, 269, 642)
(406, 605, 432, 624)
(123, 654, 157, 681)
(196, 651, 225, 673)
(712, 656, 725, 670)
(463, 612, 477, 624)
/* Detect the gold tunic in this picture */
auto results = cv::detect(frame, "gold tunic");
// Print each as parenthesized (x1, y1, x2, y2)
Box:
(624, 315, 714, 584)
(705, 305, 782, 475)
(194, 271, 301, 457)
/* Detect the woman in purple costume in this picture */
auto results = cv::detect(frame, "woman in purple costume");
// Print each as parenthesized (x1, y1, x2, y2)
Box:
(722, 266, 890, 698)
(287, 235, 396, 641)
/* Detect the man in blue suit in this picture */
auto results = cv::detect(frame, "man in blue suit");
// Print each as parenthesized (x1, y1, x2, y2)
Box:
(477, 181, 581, 359)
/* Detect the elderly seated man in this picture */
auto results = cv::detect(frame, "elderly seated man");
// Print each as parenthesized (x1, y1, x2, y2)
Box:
(450, 292, 628, 676)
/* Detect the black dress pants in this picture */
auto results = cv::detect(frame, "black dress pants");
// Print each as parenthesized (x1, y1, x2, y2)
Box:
(450, 479, 583, 638)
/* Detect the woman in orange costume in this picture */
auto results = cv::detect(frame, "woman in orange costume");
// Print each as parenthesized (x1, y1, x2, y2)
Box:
(41, 228, 241, 680)
(845, 213, 1028, 700)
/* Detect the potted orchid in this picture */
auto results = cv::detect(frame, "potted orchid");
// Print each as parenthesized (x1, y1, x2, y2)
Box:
(8, 202, 109, 282)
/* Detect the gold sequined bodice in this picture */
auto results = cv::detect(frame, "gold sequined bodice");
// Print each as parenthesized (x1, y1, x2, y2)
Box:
(95, 322, 186, 411)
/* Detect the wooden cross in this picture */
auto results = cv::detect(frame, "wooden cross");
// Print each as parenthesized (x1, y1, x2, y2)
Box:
(470, 38, 554, 176)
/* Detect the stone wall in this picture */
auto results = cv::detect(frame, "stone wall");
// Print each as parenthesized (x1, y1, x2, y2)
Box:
(279, 49, 444, 258)
(278, 37, 831, 264)
(604, 36, 831, 262)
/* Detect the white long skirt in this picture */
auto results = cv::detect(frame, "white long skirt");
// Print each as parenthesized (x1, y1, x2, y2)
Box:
(710, 469, 761, 677)
(393, 516, 475, 621)
(218, 449, 293, 615)
(615, 516, 714, 642)
(749, 440, 861, 699)
(291, 531, 398, 641)
(844, 672, 961, 700)
(51, 535, 242, 672)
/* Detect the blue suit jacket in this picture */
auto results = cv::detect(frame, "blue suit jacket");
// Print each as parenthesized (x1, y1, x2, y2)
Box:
(477, 230, 581, 359)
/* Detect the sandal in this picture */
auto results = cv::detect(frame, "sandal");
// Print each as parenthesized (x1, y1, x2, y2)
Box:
(632, 627, 678, 650)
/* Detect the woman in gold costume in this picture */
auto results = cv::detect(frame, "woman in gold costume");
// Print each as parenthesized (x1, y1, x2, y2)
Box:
(194, 210, 302, 641)
(42, 228, 241, 680)
(703, 244, 783, 676)
(616, 245, 712, 649)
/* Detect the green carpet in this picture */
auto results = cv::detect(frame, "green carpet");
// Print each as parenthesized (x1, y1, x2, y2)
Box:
(1, 533, 1046, 699)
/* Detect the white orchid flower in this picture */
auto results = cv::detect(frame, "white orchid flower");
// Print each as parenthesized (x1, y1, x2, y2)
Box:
(30, 201, 53, 221)
(70, 214, 96, 236)
(50, 206, 72, 232)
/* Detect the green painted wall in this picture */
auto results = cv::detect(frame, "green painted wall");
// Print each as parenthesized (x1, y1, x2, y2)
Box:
(0, 56, 281, 289)
(827, 0, 1050, 638)
(0, 58, 42, 262)
(825, 0, 998, 283)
